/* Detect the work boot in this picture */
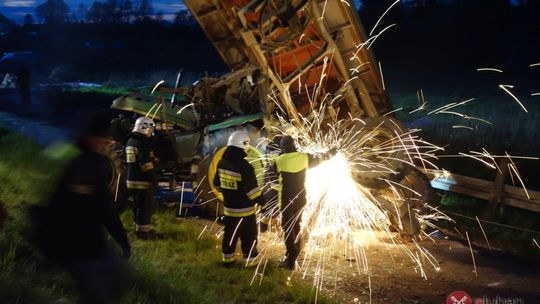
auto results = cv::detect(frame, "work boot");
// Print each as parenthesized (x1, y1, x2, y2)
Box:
(278, 257, 296, 270)
(135, 230, 157, 240)
(135, 224, 157, 240)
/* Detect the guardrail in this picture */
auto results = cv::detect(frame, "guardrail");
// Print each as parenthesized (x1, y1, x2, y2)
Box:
(422, 168, 540, 214)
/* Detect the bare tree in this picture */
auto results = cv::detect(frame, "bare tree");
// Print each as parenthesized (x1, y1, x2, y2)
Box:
(121, 0, 133, 23)
(35, 0, 71, 24)
(76, 3, 87, 22)
(135, 0, 154, 21)
(86, 1, 105, 23)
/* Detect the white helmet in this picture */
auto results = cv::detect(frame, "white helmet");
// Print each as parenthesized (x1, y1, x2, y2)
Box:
(227, 130, 250, 150)
(133, 116, 155, 137)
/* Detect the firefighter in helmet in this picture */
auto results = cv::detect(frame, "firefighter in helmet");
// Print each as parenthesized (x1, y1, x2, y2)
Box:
(213, 130, 265, 267)
(126, 116, 158, 238)
(274, 135, 335, 270)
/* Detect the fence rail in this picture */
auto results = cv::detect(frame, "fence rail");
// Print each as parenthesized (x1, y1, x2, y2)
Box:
(422, 169, 540, 214)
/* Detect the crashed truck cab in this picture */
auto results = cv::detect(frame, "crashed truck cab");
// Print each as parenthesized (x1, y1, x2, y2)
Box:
(110, 0, 436, 237)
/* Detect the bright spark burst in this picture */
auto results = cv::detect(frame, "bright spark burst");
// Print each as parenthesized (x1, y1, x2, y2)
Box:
(304, 153, 387, 242)
(251, 90, 448, 289)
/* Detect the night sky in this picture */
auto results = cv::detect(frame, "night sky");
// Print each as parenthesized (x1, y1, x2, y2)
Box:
(1, 0, 188, 21)
(1, 0, 366, 22)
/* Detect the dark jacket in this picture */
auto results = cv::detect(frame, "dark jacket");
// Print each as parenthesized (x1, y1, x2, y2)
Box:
(38, 145, 130, 262)
(213, 146, 264, 217)
(126, 133, 156, 189)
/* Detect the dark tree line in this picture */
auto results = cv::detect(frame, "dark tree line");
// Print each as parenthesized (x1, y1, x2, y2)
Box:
(32, 0, 194, 25)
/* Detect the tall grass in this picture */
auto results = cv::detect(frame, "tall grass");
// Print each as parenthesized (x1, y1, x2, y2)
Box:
(438, 193, 540, 257)
(389, 84, 540, 184)
(0, 129, 335, 304)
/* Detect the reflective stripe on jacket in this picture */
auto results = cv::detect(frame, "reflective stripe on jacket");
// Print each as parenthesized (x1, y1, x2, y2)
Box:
(213, 146, 264, 217)
(126, 133, 155, 189)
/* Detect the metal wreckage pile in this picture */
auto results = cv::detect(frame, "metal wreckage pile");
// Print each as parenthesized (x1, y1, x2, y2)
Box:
(110, 0, 440, 239)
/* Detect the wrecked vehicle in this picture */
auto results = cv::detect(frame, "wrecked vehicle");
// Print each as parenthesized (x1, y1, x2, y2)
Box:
(111, 0, 435, 236)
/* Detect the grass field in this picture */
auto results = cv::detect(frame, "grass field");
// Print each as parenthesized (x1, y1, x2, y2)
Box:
(0, 130, 336, 304)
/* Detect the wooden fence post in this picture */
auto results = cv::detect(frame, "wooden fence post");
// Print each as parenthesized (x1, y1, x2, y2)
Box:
(482, 159, 509, 219)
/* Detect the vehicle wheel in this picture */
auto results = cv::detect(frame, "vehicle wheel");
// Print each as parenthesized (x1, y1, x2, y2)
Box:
(373, 166, 435, 237)
(346, 117, 409, 189)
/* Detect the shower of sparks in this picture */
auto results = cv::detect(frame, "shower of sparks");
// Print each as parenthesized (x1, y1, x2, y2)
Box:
(475, 216, 491, 250)
(176, 103, 195, 114)
(369, 0, 400, 36)
(244, 90, 448, 289)
(533, 239, 540, 250)
(531, 93, 540, 96)
(145, 103, 158, 118)
(505, 153, 530, 199)
(465, 231, 478, 277)
(197, 225, 208, 240)
(184, 0, 540, 299)
(452, 125, 474, 130)
(151, 103, 163, 120)
(409, 89, 427, 114)
(476, 67, 503, 73)
(427, 98, 475, 115)
(367, 23, 397, 50)
(499, 84, 528, 113)
(379, 61, 386, 91)
(529, 63, 540, 67)
(150, 79, 165, 94)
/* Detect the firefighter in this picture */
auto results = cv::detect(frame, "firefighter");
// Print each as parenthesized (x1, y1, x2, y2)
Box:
(213, 130, 265, 267)
(274, 135, 335, 270)
(126, 116, 158, 239)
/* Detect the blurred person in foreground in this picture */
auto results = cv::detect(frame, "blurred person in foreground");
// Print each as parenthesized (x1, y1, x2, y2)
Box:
(31, 111, 132, 304)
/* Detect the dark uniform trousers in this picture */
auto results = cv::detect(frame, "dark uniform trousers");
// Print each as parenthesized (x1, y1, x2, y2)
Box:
(126, 133, 156, 230)
(281, 197, 305, 268)
(131, 189, 154, 226)
(222, 214, 258, 261)
(274, 150, 320, 269)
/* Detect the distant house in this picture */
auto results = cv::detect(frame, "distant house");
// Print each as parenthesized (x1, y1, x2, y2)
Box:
(0, 13, 15, 35)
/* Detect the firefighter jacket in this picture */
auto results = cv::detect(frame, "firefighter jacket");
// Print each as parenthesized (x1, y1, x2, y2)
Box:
(274, 152, 321, 208)
(126, 133, 157, 190)
(213, 146, 265, 217)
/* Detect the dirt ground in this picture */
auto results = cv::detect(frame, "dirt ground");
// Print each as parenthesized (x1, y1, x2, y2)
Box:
(194, 218, 540, 304)
(316, 237, 540, 304)
(297, 236, 540, 304)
